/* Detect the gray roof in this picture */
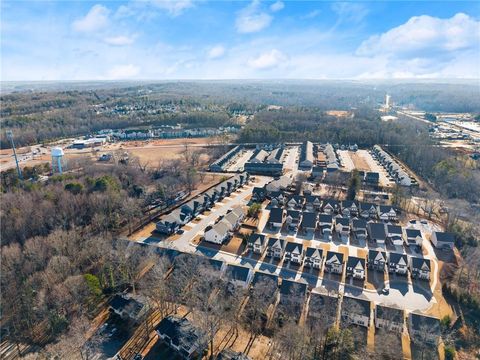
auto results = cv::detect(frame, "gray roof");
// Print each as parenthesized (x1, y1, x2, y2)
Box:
(410, 313, 440, 333)
(411, 257, 431, 271)
(326, 251, 344, 264)
(406, 229, 422, 238)
(389, 252, 407, 265)
(156, 316, 205, 351)
(368, 223, 387, 240)
(434, 231, 455, 243)
(226, 264, 251, 282)
(387, 225, 403, 235)
(376, 305, 404, 322)
(285, 242, 303, 254)
(305, 247, 323, 259)
(248, 233, 266, 246)
(342, 296, 371, 317)
(301, 212, 317, 228)
(268, 207, 284, 223)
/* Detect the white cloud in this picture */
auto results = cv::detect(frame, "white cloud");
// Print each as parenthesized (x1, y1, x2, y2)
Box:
(104, 35, 135, 46)
(106, 64, 140, 79)
(207, 45, 226, 59)
(236, 1, 273, 34)
(302, 10, 321, 20)
(270, 1, 284, 12)
(248, 49, 287, 69)
(357, 13, 480, 56)
(331, 2, 368, 24)
(149, 0, 195, 17)
(72, 4, 110, 33)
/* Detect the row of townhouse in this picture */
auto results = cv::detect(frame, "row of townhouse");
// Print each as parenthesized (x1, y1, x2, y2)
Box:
(368, 249, 432, 280)
(244, 146, 285, 176)
(209, 145, 243, 172)
(253, 191, 399, 222)
(247, 233, 431, 282)
(372, 145, 415, 186)
(299, 141, 315, 170)
(156, 173, 250, 234)
(203, 206, 245, 244)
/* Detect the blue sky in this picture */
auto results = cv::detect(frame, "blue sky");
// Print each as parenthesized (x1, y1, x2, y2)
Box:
(1, 1, 479, 80)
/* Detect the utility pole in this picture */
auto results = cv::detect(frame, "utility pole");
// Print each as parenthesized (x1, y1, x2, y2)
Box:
(6, 130, 23, 180)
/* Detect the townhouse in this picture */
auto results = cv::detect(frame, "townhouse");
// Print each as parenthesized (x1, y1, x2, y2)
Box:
(225, 264, 253, 288)
(386, 225, 404, 246)
(305, 195, 322, 212)
(266, 237, 286, 259)
(307, 292, 338, 327)
(359, 202, 378, 219)
(388, 252, 408, 275)
(352, 219, 368, 241)
(346, 256, 366, 280)
(304, 247, 323, 269)
(410, 257, 431, 280)
(405, 228, 423, 247)
(325, 251, 344, 274)
(431, 231, 455, 250)
(287, 195, 305, 210)
(368, 222, 387, 245)
(284, 242, 305, 265)
(268, 207, 284, 229)
(300, 211, 318, 234)
(322, 199, 340, 214)
(318, 214, 333, 239)
(367, 249, 387, 271)
(285, 210, 302, 231)
(247, 233, 267, 255)
(335, 217, 350, 241)
(341, 200, 358, 217)
(378, 205, 398, 222)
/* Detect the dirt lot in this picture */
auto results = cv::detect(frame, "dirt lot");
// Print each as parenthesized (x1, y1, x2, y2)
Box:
(350, 151, 371, 171)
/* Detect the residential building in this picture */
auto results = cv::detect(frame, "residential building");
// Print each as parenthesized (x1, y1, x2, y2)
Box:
(268, 208, 284, 229)
(225, 264, 253, 288)
(156, 316, 207, 359)
(305, 195, 322, 212)
(375, 305, 404, 332)
(266, 237, 286, 259)
(304, 247, 323, 269)
(405, 228, 423, 247)
(247, 233, 267, 254)
(287, 195, 305, 210)
(368, 222, 387, 245)
(285, 210, 302, 231)
(346, 256, 366, 279)
(299, 141, 314, 170)
(301, 211, 318, 234)
(409, 313, 441, 345)
(204, 221, 230, 244)
(322, 199, 340, 214)
(252, 271, 279, 291)
(318, 214, 333, 239)
(387, 225, 404, 246)
(431, 231, 455, 250)
(335, 217, 350, 241)
(352, 219, 368, 241)
(410, 257, 431, 280)
(251, 187, 266, 203)
(367, 249, 387, 271)
(359, 202, 378, 219)
(285, 242, 304, 264)
(341, 200, 358, 217)
(325, 251, 344, 274)
(378, 205, 398, 221)
(109, 295, 148, 322)
(341, 296, 371, 328)
(389, 253, 408, 275)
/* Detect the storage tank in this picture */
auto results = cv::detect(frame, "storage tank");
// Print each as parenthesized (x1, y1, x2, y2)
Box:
(51, 147, 65, 173)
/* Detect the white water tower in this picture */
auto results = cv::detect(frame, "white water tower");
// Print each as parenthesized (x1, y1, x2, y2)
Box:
(385, 94, 391, 109)
(51, 147, 65, 173)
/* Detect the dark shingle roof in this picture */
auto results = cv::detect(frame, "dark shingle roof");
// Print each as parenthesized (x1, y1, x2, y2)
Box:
(406, 229, 422, 238)
(305, 247, 323, 258)
(410, 313, 440, 333)
(411, 257, 431, 271)
(248, 233, 266, 246)
(326, 251, 344, 264)
(156, 316, 205, 350)
(368, 249, 386, 262)
(252, 271, 278, 287)
(434, 232, 455, 243)
(268, 208, 284, 223)
(389, 252, 407, 265)
(301, 212, 317, 228)
(353, 219, 367, 229)
(285, 242, 303, 254)
(387, 225, 403, 235)
(226, 264, 251, 282)
(368, 223, 387, 240)
(318, 214, 333, 223)
(336, 217, 350, 226)
(347, 256, 365, 269)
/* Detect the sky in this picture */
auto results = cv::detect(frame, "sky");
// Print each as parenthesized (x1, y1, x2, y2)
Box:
(1, 0, 479, 81)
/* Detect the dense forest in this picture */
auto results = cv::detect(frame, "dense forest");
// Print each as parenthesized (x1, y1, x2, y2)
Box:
(2, 80, 479, 148)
